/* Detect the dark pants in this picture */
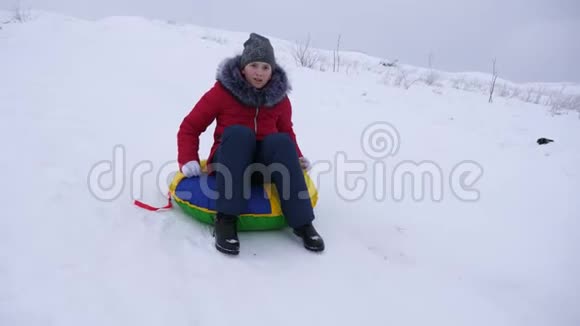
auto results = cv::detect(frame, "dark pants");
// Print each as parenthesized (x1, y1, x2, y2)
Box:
(211, 125, 315, 228)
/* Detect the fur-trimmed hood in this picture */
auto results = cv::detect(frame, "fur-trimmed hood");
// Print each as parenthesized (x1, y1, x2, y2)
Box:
(216, 55, 291, 108)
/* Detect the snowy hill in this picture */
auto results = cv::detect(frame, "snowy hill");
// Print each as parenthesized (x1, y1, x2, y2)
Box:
(1, 11, 579, 326)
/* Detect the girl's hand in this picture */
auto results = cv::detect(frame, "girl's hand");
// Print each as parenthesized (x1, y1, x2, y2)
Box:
(181, 160, 202, 177)
(299, 157, 311, 171)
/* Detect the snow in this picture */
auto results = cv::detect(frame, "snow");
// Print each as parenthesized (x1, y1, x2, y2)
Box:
(1, 10, 579, 326)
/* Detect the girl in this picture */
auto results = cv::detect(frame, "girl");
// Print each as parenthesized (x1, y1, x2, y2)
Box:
(177, 33, 324, 255)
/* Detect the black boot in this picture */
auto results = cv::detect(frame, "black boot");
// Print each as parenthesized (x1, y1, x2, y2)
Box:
(214, 213, 239, 255)
(293, 223, 325, 252)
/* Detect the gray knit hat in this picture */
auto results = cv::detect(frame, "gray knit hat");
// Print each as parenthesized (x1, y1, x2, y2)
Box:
(240, 33, 276, 68)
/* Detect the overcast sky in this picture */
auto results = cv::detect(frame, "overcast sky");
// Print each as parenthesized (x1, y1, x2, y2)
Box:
(3, 0, 579, 83)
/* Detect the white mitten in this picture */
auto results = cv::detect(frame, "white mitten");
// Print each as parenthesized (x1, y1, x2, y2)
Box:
(181, 160, 202, 177)
(299, 157, 311, 171)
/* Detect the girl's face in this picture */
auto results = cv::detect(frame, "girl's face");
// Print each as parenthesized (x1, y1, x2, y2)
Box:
(241, 62, 272, 89)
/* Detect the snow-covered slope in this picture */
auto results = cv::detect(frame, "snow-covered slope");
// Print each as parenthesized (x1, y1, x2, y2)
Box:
(1, 11, 579, 326)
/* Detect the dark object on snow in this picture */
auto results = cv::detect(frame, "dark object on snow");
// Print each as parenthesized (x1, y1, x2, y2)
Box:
(537, 138, 554, 145)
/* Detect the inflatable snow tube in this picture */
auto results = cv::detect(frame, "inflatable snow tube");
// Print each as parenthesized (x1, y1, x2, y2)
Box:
(169, 162, 318, 231)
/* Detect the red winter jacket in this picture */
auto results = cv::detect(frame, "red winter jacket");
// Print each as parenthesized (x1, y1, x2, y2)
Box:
(177, 56, 303, 168)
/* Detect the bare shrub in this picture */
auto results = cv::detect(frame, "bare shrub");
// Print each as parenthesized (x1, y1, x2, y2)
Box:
(380, 59, 399, 67)
(333, 34, 341, 72)
(424, 52, 438, 85)
(424, 71, 439, 86)
(292, 34, 320, 68)
(498, 83, 510, 97)
(489, 58, 498, 103)
(549, 92, 580, 116)
(383, 66, 420, 89)
(510, 87, 522, 99)
(201, 34, 228, 45)
(451, 77, 465, 90)
(12, 1, 31, 23)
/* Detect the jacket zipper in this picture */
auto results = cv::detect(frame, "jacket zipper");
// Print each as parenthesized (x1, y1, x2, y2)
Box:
(254, 107, 259, 134)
